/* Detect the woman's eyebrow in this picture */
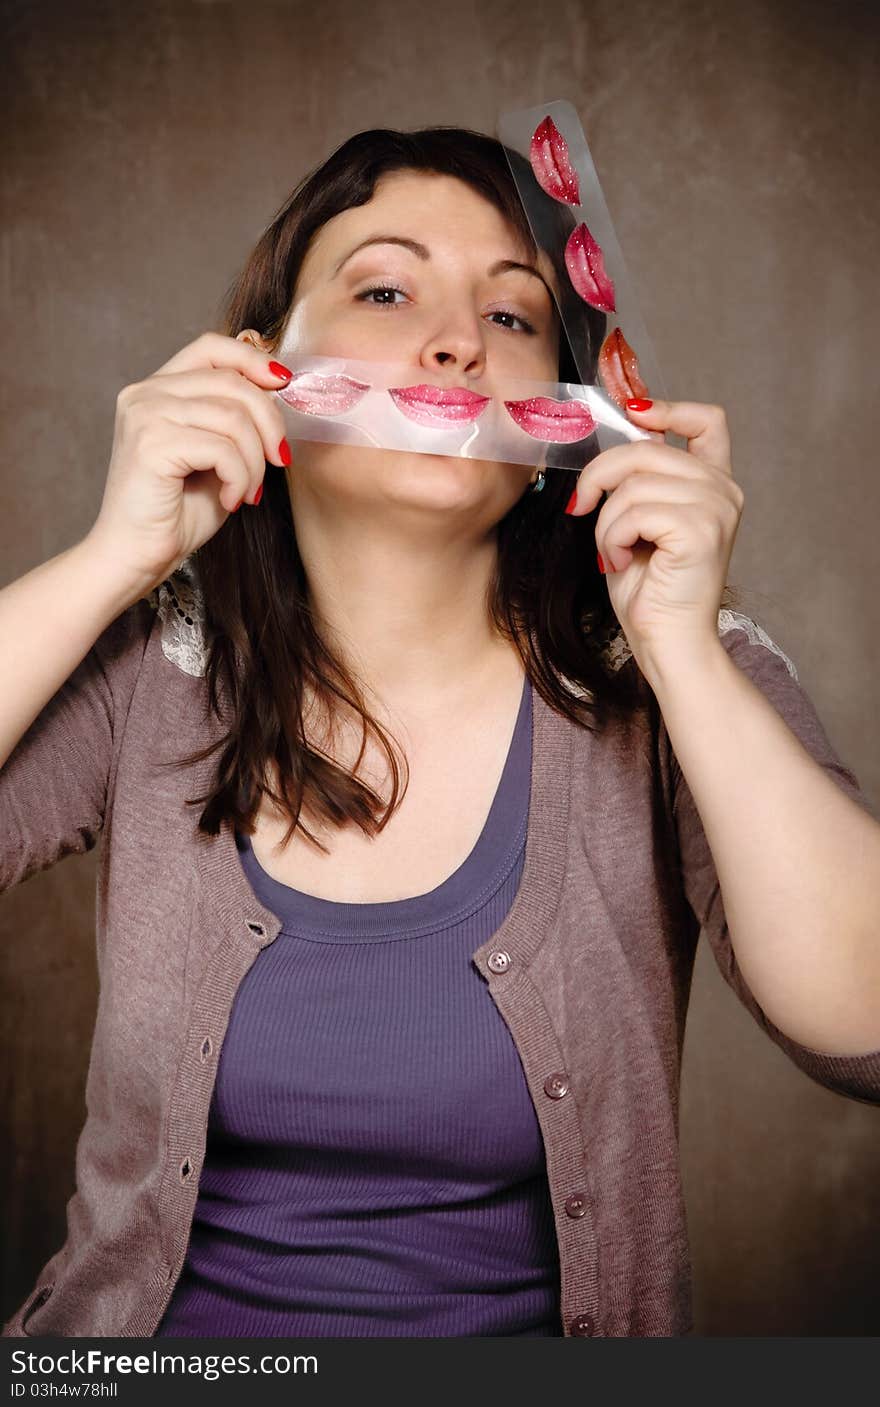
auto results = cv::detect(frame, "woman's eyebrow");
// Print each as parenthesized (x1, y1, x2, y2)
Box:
(331, 234, 555, 301)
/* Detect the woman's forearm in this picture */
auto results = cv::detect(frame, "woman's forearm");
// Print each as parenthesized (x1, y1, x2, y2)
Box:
(0, 534, 145, 772)
(646, 640, 880, 1056)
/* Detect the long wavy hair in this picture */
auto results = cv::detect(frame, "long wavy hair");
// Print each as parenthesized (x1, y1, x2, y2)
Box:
(170, 126, 737, 852)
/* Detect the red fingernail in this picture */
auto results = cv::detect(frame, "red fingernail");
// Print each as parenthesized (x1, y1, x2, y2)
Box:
(231, 497, 243, 513)
(269, 361, 293, 381)
(278, 437, 292, 467)
(252, 483, 263, 506)
(626, 398, 653, 412)
(564, 489, 578, 514)
(597, 551, 606, 574)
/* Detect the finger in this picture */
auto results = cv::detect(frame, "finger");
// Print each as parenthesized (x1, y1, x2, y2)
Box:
(598, 470, 738, 522)
(145, 367, 289, 469)
(159, 424, 253, 513)
(624, 398, 732, 473)
(594, 471, 705, 545)
(155, 394, 267, 504)
(154, 330, 293, 391)
(598, 500, 718, 574)
(567, 440, 713, 517)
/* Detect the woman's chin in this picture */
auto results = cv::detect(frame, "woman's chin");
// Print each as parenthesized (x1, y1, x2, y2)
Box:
(381, 451, 530, 509)
(299, 445, 527, 506)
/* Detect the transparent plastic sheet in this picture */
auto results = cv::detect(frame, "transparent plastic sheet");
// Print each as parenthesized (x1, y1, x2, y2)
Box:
(497, 97, 666, 417)
(270, 352, 649, 472)
(271, 97, 661, 473)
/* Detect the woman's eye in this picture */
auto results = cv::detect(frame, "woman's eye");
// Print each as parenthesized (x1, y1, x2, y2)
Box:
(355, 285, 535, 334)
(488, 310, 536, 334)
(356, 285, 408, 307)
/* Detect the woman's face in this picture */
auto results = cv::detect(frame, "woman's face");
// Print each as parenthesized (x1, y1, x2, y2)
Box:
(245, 169, 563, 520)
(285, 168, 560, 381)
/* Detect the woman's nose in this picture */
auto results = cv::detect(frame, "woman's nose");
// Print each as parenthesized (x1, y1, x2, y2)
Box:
(421, 319, 486, 374)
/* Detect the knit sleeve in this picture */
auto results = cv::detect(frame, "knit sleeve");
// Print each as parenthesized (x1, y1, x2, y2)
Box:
(666, 611, 880, 1106)
(0, 597, 156, 893)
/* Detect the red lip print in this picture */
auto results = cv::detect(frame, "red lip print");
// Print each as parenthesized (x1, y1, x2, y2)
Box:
(389, 384, 491, 426)
(529, 116, 582, 207)
(597, 328, 650, 409)
(504, 396, 598, 443)
(277, 372, 371, 416)
(564, 223, 616, 313)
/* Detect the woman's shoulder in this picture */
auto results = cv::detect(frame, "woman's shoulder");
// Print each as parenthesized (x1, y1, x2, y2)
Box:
(143, 574, 798, 695)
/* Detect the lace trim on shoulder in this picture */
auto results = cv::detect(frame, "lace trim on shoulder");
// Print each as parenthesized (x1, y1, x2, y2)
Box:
(146, 556, 209, 678)
(600, 609, 798, 681)
(603, 630, 635, 674)
(716, 608, 798, 679)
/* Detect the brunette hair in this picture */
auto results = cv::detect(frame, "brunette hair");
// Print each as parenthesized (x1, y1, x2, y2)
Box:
(173, 126, 738, 852)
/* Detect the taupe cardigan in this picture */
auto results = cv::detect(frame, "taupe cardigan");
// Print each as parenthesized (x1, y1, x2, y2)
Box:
(3, 563, 878, 1337)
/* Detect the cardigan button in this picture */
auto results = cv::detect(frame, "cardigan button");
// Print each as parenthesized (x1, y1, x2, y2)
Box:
(543, 1072, 570, 1099)
(564, 1192, 588, 1218)
(487, 949, 511, 974)
(569, 1312, 595, 1336)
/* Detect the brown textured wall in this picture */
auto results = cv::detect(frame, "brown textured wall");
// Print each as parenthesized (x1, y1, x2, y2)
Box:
(1, 0, 878, 1335)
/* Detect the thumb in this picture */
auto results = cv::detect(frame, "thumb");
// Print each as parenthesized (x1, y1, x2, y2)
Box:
(625, 396, 665, 444)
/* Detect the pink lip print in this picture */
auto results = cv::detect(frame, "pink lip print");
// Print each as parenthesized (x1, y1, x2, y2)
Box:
(389, 383, 491, 426)
(564, 223, 616, 313)
(529, 116, 582, 207)
(277, 371, 371, 416)
(504, 396, 598, 444)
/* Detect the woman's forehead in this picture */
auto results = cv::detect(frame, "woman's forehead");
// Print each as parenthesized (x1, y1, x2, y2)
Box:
(301, 170, 559, 296)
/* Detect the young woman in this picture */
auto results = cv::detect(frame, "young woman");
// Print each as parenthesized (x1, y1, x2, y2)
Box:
(2, 127, 878, 1340)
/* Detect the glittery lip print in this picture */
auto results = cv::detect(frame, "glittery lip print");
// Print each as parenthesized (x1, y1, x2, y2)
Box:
(388, 383, 492, 426)
(564, 223, 616, 313)
(504, 396, 598, 443)
(277, 371, 371, 416)
(529, 116, 582, 206)
(597, 328, 650, 409)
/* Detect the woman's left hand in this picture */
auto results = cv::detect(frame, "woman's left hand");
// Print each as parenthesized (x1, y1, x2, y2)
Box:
(566, 398, 744, 683)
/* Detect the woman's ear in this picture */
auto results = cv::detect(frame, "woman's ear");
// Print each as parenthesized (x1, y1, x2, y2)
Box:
(235, 328, 273, 352)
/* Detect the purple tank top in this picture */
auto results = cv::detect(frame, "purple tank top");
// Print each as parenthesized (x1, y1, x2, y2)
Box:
(155, 672, 563, 1336)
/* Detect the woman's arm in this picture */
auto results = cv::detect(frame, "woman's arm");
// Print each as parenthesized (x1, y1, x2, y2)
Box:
(566, 394, 879, 1058)
(647, 635, 880, 1057)
(0, 533, 146, 773)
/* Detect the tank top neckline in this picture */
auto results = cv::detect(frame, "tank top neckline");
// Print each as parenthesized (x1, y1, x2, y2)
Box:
(234, 671, 532, 941)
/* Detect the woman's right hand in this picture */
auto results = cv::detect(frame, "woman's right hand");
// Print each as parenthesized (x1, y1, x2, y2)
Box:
(84, 331, 293, 598)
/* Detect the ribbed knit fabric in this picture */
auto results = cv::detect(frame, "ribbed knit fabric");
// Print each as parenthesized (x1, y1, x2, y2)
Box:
(154, 672, 564, 1337)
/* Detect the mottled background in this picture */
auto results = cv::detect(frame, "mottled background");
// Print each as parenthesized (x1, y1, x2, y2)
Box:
(1, 0, 878, 1335)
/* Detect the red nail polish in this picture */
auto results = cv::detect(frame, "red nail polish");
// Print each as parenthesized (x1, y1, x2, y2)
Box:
(564, 489, 578, 514)
(231, 497, 243, 513)
(269, 361, 293, 381)
(626, 398, 653, 412)
(597, 551, 606, 574)
(252, 483, 263, 506)
(278, 437, 292, 467)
